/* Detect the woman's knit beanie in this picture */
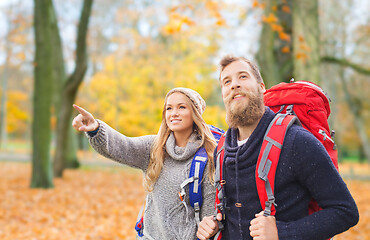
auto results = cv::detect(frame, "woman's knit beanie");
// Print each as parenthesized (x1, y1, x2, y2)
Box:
(166, 88, 206, 115)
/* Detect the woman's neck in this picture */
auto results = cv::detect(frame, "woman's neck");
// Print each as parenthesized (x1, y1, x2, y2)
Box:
(173, 129, 193, 147)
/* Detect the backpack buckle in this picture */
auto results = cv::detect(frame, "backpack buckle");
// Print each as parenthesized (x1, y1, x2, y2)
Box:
(194, 202, 200, 212)
(178, 189, 185, 202)
(286, 104, 294, 115)
(264, 199, 277, 217)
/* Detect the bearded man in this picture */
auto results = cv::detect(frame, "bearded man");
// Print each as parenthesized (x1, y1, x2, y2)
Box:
(196, 56, 358, 240)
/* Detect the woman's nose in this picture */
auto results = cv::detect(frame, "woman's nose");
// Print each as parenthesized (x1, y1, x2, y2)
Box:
(172, 109, 179, 116)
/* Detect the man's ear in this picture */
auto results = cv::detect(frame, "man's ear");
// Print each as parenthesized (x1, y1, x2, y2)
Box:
(260, 82, 266, 93)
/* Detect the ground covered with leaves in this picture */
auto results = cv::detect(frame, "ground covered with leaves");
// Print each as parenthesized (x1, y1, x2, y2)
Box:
(0, 162, 369, 240)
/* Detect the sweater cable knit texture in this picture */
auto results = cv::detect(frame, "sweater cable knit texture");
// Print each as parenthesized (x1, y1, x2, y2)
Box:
(87, 119, 216, 240)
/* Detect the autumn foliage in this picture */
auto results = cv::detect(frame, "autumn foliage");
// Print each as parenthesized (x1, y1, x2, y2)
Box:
(77, 28, 228, 137)
(0, 162, 145, 240)
(0, 161, 369, 239)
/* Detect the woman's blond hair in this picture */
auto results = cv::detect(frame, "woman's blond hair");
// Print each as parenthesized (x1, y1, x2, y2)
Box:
(144, 92, 217, 192)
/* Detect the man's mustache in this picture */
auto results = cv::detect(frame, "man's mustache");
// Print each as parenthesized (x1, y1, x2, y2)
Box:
(225, 90, 257, 104)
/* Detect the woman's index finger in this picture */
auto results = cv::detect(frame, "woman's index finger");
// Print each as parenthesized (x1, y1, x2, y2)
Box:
(73, 104, 90, 116)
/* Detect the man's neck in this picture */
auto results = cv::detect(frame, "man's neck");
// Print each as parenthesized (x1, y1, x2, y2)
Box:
(236, 110, 265, 141)
(237, 122, 259, 141)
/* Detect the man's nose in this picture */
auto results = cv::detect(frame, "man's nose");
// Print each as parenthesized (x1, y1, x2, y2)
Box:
(231, 78, 241, 90)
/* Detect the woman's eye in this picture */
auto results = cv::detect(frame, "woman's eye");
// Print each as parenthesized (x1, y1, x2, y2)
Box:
(166, 107, 172, 111)
(180, 106, 186, 109)
(240, 75, 247, 79)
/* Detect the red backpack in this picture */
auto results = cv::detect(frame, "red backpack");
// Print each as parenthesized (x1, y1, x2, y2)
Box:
(214, 80, 338, 239)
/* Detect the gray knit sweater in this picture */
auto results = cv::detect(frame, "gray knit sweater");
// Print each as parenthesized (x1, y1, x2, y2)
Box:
(87, 120, 216, 240)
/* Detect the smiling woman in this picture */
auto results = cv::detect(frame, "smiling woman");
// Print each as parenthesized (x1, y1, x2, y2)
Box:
(165, 92, 197, 147)
(71, 87, 220, 240)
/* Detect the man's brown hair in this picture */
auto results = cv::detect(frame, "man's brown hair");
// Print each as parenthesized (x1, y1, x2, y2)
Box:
(219, 55, 264, 84)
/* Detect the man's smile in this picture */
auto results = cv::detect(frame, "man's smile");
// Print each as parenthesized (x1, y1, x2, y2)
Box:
(233, 94, 244, 100)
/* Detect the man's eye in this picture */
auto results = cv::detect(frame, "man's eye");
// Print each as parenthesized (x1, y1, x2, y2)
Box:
(224, 80, 231, 85)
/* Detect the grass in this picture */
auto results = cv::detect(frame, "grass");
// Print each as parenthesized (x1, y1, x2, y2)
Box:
(0, 140, 31, 153)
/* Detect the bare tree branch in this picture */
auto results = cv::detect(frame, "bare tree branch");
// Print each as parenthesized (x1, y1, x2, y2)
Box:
(322, 56, 370, 75)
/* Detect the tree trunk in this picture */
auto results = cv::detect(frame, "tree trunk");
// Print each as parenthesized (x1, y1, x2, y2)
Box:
(292, 0, 320, 83)
(256, 0, 293, 87)
(54, 89, 81, 177)
(0, 49, 9, 150)
(256, 31, 282, 87)
(321, 60, 370, 163)
(47, 0, 77, 176)
(0, 6, 14, 149)
(339, 75, 370, 163)
(31, 0, 54, 188)
(53, 0, 93, 177)
(256, 0, 282, 87)
(332, 53, 370, 163)
(66, 126, 80, 168)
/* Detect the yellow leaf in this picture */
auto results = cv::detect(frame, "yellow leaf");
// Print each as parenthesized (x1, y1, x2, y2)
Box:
(271, 24, 283, 32)
(252, 0, 260, 8)
(295, 52, 308, 61)
(216, 18, 226, 26)
(282, 5, 291, 13)
(299, 43, 311, 52)
(281, 46, 290, 53)
(279, 32, 291, 42)
(262, 13, 278, 23)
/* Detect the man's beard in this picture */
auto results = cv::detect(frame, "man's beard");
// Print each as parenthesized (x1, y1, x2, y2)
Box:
(225, 88, 265, 128)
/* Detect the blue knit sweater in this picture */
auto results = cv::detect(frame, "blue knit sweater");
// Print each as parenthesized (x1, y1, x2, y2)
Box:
(219, 108, 358, 240)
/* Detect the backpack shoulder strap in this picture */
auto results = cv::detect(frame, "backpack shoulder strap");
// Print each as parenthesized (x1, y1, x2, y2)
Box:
(256, 113, 298, 216)
(215, 133, 226, 207)
(135, 204, 144, 237)
(209, 124, 225, 142)
(177, 147, 208, 225)
(188, 147, 208, 224)
(178, 125, 225, 225)
(214, 132, 226, 240)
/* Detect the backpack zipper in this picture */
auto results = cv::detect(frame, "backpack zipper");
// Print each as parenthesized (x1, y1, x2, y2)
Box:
(318, 129, 334, 143)
(295, 81, 331, 102)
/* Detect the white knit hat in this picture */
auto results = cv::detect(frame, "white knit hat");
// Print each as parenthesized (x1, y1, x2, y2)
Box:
(166, 87, 206, 115)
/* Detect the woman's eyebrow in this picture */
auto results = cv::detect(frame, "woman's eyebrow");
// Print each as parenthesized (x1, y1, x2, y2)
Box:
(166, 102, 187, 106)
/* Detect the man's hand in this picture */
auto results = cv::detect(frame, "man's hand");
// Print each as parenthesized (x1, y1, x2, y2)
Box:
(72, 104, 99, 132)
(197, 213, 222, 240)
(250, 211, 278, 240)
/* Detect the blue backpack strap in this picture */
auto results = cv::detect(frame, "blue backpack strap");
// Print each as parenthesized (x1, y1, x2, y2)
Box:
(135, 205, 144, 237)
(209, 124, 224, 142)
(189, 147, 208, 225)
(177, 126, 224, 225)
(178, 147, 208, 224)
